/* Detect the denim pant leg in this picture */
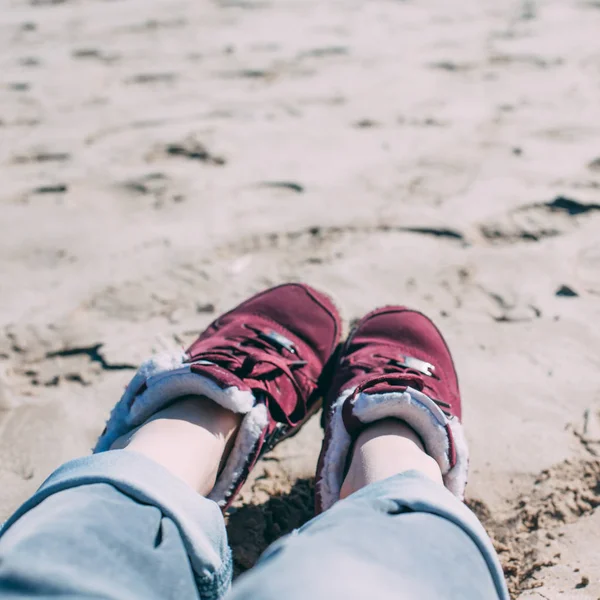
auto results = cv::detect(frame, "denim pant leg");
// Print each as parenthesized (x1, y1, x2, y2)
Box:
(0, 450, 232, 600)
(229, 471, 509, 600)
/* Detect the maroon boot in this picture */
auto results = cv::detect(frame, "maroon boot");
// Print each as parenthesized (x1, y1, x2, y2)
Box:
(96, 283, 341, 509)
(316, 306, 468, 513)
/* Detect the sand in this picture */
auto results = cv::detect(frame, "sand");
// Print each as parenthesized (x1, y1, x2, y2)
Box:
(1, 0, 600, 597)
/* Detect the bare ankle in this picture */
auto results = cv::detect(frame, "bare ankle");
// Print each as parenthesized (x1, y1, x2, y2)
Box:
(339, 419, 443, 501)
(110, 396, 241, 496)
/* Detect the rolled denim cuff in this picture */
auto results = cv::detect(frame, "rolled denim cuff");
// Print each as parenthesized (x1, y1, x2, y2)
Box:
(301, 471, 509, 600)
(0, 450, 232, 600)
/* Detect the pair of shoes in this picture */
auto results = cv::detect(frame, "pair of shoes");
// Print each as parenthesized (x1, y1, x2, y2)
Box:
(95, 283, 468, 512)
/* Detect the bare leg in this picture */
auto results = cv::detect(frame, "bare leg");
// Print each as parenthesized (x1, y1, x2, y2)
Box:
(340, 418, 442, 500)
(111, 396, 241, 496)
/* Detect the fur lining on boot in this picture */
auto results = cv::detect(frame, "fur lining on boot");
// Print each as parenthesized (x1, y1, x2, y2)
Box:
(317, 386, 469, 511)
(94, 350, 267, 505)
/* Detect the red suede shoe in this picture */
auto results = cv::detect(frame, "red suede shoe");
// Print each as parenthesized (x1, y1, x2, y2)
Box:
(315, 306, 468, 513)
(95, 283, 341, 509)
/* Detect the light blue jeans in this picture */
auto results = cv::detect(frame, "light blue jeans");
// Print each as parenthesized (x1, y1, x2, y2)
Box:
(0, 450, 508, 599)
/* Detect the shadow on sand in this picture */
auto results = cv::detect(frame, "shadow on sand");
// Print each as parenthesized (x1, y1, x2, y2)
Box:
(226, 477, 315, 577)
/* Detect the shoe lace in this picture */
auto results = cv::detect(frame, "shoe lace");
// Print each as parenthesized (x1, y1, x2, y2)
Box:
(188, 324, 310, 422)
(343, 351, 452, 416)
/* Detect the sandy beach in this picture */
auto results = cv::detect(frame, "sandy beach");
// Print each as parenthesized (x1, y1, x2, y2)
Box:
(1, 0, 600, 596)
